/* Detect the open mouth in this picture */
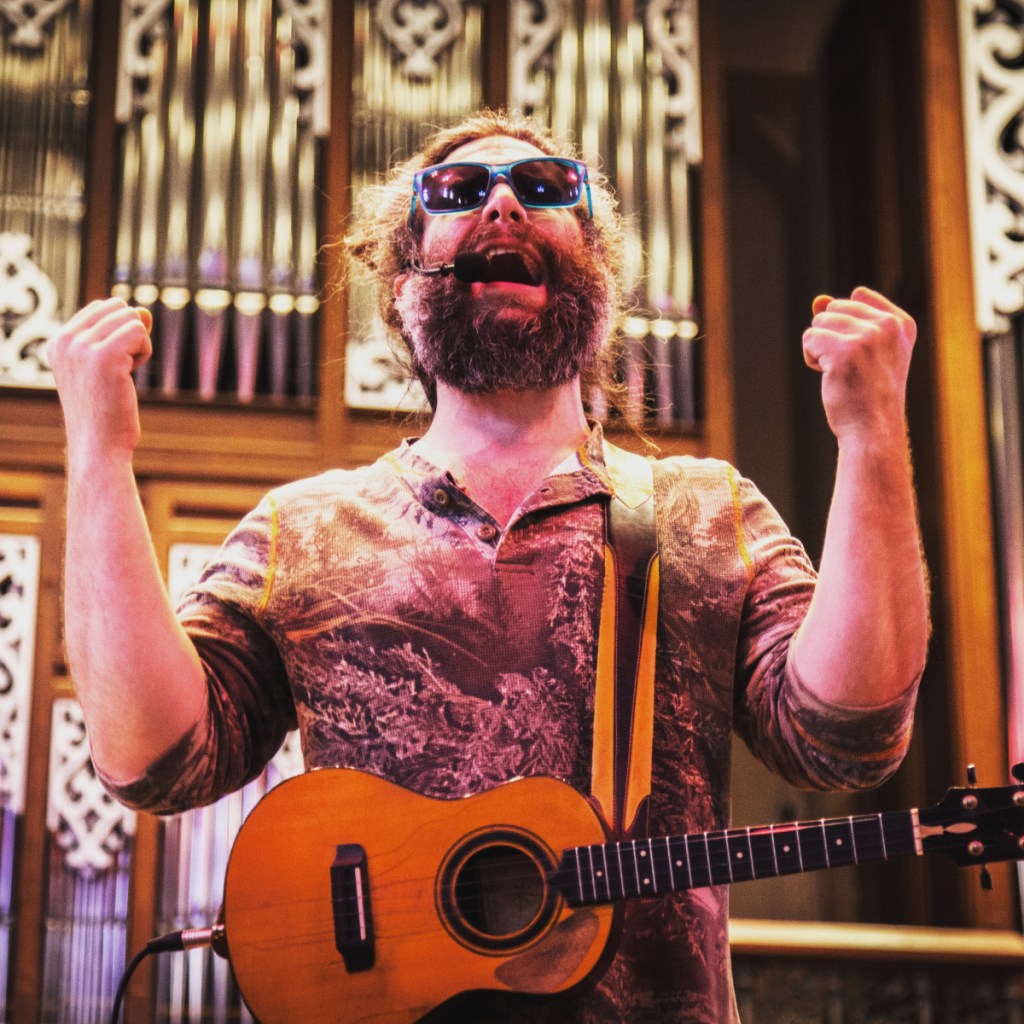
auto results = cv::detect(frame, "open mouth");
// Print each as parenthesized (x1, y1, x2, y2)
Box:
(480, 248, 543, 287)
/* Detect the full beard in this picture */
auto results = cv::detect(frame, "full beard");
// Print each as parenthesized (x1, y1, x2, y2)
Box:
(396, 223, 617, 397)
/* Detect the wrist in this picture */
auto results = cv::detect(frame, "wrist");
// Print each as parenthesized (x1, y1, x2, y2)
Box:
(65, 438, 138, 481)
(834, 411, 909, 457)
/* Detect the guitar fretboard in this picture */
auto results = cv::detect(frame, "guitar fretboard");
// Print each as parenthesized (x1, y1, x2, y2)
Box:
(553, 811, 918, 906)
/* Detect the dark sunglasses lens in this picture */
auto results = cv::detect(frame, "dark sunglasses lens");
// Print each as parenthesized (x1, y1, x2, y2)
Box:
(419, 165, 491, 212)
(510, 160, 582, 207)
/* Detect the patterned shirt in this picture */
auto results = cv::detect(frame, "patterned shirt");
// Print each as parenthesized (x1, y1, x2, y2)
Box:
(105, 424, 918, 1022)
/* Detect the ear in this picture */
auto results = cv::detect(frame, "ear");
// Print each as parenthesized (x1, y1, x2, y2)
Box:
(394, 272, 409, 300)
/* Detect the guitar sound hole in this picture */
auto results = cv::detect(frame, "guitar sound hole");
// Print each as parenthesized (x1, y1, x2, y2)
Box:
(454, 844, 546, 938)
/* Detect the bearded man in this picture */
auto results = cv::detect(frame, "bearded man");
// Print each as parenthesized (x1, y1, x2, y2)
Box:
(49, 110, 928, 1022)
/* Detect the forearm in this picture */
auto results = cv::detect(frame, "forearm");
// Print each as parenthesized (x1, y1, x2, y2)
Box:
(64, 451, 207, 781)
(790, 430, 929, 707)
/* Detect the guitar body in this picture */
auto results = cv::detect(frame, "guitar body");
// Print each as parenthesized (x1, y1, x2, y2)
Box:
(222, 762, 1024, 1022)
(223, 769, 617, 1024)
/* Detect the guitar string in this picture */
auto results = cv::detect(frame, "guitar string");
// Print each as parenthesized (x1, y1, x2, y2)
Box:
(327, 814, 901, 925)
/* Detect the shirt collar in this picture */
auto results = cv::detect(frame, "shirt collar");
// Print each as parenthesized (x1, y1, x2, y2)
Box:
(383, 421, 615, 521)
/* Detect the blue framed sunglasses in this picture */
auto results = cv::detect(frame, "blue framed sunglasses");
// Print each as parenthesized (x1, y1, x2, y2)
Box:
(410, 157, 593, 219)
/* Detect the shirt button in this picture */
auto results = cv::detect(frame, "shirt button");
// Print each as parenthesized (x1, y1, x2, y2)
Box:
(477, 523, 498, 542)
(433, 488, 450, 507)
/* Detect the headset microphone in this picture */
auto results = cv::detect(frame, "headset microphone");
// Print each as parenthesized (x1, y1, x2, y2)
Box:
(409, 253, 490, 283)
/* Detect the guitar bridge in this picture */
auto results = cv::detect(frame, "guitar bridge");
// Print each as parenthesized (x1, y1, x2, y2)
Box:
(330, 844, 375, 972)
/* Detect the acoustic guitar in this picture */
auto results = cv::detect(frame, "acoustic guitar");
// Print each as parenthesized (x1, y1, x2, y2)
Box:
(221, 765, 1024, 1024)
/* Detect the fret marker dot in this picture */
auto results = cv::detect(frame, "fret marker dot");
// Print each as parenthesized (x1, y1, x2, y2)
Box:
(596, 870, 604, 877)
(643, 877, 651, 886)
(640, 850, 648, 858)
(736, 851, 744, 859)
(675, 860, 683, 867)
(783, 845, 791, 853)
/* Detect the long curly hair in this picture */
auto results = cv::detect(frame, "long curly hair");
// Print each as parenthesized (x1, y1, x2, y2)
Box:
(344, 109, 631, 411)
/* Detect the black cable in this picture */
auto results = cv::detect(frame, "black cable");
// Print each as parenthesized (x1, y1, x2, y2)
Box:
(109, 942, 158, 1024)
(110, 929, 212, 1024)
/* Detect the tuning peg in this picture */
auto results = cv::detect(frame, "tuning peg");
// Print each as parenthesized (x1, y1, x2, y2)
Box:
(980, 865, 993, 891)
(1012, 763, 1024, 783)
(967, 763, 978, 786)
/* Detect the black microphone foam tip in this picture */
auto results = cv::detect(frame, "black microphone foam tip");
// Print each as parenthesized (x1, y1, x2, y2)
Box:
(453, 253, 490, 284)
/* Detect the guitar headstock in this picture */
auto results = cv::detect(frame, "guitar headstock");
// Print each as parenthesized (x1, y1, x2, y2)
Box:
(917, 764, 1024, 866)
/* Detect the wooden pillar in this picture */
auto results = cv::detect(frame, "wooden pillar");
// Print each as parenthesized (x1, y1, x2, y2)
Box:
(698, 0, 736, 463)
(917, 0, 1014, 928)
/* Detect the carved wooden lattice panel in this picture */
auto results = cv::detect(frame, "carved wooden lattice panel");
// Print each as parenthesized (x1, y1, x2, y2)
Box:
(42, 698, 135, 1024)
(0, 531, 40, 1020)
(960, 0, 1024, 336)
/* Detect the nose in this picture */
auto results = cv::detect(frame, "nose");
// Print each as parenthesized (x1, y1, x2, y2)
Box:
(480, 178, 525, 224)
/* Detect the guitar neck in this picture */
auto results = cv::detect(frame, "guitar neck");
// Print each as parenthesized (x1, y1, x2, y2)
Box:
(552, 809, 919, 906)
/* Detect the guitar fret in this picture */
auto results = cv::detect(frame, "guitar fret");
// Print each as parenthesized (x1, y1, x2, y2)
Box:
(606, 840, 624, 900)
(726, 831, 755, 882)
(705, 834, 716, 887)
(747, 827, 777, 879)
(638, 839, 655, 897)
(665, 836, 691, 891)
(683, 836, 709, 889)
(585, 844, 597, 903)
(633, 841, 653, 895)
(634, 841, 647, 896)
(599, 844, 611, 902)
(661, 837, 676, 891)
(697, 834, 713, 888)
(770, 824, 802, 876)
(705, 832, 730, 885)
(618, 841, 640, 898)
(646, 839, 658, 894)
(852, 814, 885, 863)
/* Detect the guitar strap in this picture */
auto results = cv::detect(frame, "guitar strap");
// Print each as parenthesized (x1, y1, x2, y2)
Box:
(590, 443, 660, 841)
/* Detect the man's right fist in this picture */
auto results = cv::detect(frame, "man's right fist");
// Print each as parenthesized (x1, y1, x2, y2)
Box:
(48, 298, 154, 460)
